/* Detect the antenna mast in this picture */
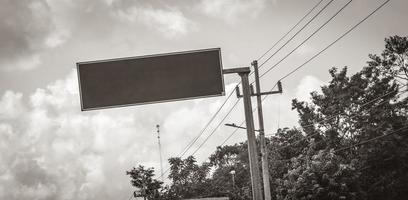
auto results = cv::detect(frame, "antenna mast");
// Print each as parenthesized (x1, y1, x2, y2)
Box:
(156, 124, 164, 181)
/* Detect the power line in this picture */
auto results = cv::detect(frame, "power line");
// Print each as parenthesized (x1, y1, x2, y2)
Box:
(218, 0, 391, 162)
(176, 0, 339, 175)
(191, 98, 241, 156)
(334, 125, 408, 153)
(156, 84, 239, 180)
(202, 83, 406, 187)
(259, 0, 353, 79)
(177, 85, 238, 157)
(279, 0, 391, 81)
(219, 84, 278, 146)
(217, 0, 349, 147)
(264, 88, 407, 164)
(301, 84, 405, 129)
(257, 0, 325, 61)
(178, 83, 279, 165)
(158, 94, 242, 179)
(258, 0, 336, 68)
(223, 83, 405, 154)
(156, 0, 391, 182)
(275, 88, 407, 152)
(267, 125, 408, 163)
(256, 0, 391, 141)
(256, 0, 393, 146)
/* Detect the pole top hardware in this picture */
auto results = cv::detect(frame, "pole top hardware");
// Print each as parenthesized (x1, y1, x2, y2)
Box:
(223, 67, 250, 74)
(235, 80, 283, 98)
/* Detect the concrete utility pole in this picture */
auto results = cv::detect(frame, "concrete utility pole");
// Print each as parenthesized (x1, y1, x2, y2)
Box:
(156, 124, 164, 181)
(229, 63, 283, 200)
(223, 67, 263, 200)
(253, 60, 282, 200)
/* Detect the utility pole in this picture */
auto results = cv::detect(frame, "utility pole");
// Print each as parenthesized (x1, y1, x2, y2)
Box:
(223, 67, 263, 200)
(156, 124, 164, 181)
(228, 63, 283, 200)
(252, 60, 282, 200)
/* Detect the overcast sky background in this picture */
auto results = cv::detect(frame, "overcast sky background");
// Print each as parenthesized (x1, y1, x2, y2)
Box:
(1, 0, 408, 199)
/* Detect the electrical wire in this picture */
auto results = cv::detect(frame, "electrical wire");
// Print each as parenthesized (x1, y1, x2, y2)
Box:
(272, 125, 408, 162)
(244, 1, 393, 144)
(301, 84, 405, 129)
(181, 0, 342, 167)
(334, 125, 408, 153)
(191, 98, 241, 156)
(177, 85, 238, 157)
(157, 0, 337, 184)
(255, 0, 394, 148)
(219, 84, 278, 146)
(158, 94, 242, 179)
(258, 0, 336, 68)
(175, 0, 354, 162)
(276, 88, 407, 151)
(222, 81, 405, 155)
(257, 0, 325, 61)
(155, 0, 391, 182)
(279, 0, 391, 81)
(259, 0, 353, 79)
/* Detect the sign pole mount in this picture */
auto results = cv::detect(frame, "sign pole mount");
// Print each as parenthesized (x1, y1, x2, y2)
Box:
(223, 67, 263, 200)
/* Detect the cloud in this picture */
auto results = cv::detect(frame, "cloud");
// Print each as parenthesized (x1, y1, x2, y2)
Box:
(261, 75, 324, 132)
(0, 69, 239, 199)
(198, 0, 267, 23)
(0, 0, 71, 71)
(0, 62, 323, 200)
(0, 91, 25, 120)
(1, 0, 196, 71)
(116, 5, 194, 39)
(295, 75, 324, 102)
(45, 25, 71, 48)
(0, 70, 130, 200)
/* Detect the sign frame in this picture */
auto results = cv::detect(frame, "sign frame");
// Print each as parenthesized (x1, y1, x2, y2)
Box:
(77, 48, 225, 111)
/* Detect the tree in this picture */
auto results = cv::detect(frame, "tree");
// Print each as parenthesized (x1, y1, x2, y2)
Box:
(368, 35, 408, 86)
(162, 156, 211, 199)
(127, 35, 408, 200)
(275, 35, 408, 200)
(209, 143, 252, 200)
(126, 165, 163, 200)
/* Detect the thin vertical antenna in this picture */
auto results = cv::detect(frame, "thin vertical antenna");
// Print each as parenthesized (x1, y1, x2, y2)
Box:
(156, 124, 164, 181)
(277, 94, 281, 130)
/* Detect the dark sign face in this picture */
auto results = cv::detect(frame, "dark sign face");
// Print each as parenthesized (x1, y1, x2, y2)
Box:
(77, 48, 224, 111)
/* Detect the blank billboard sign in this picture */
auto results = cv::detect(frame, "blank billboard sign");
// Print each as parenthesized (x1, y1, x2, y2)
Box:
(77, 48, 224, 111)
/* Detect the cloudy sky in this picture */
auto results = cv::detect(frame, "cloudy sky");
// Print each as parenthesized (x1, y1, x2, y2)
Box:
(1, 0, 407, 199)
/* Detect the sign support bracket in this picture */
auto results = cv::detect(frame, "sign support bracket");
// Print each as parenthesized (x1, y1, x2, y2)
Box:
(223, 67, 263, 200)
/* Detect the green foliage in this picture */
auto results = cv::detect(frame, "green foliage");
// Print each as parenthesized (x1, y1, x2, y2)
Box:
(279, 35, 408, 200)
(368, 35, 408, 83)
(161, 156, 211, 199)
(276, 149, 364, 200)
(208, 143, 252, 200)
(128, 35, 408, 200)
(126, 165, 163, 200)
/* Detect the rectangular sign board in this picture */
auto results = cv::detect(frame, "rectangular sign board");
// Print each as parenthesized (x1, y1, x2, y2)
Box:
(77, 48, 224, 111)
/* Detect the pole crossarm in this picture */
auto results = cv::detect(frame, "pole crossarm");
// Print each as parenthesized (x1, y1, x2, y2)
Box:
(236, 80, 283, 98)
(222, 67, 250, 74)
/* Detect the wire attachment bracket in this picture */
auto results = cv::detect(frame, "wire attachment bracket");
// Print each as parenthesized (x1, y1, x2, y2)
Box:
(235, 80, 283, 98)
